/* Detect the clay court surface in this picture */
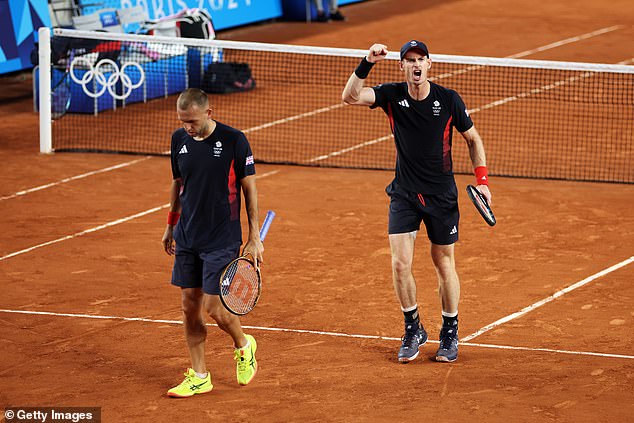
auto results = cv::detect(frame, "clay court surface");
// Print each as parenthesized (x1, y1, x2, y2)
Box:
(1, 0, 633, 421)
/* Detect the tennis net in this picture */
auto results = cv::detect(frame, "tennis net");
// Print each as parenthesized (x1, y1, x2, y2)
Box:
(39, 28, 634, 183)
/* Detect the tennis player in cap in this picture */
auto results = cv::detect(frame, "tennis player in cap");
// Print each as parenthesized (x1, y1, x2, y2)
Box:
(162, 88, 264, 396)
(342, 40, 492, 363)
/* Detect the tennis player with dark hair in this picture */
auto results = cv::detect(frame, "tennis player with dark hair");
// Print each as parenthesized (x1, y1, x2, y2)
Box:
(342, 41, 492, 363)
(162, 88, 264, 397)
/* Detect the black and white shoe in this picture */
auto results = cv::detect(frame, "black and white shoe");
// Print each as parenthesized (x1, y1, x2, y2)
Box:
(435, 326, 459, 362)
(398, 323, 428, 363)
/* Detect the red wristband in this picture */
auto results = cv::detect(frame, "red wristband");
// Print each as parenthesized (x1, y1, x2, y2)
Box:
(474, 166, 489, 185)
(167, 211, 180, 225)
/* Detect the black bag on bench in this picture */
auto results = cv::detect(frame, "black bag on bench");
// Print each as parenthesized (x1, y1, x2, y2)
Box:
(201, 62, 255, 94)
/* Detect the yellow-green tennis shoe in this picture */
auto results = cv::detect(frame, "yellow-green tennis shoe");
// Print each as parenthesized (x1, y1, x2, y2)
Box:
(235, 334, 257, 385)
(167, 368, 213, 398)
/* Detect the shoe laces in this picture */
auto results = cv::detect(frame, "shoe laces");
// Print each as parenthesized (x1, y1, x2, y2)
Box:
(180, 370, 197, 386)
(401, 327, 420, 348)
(439, 327, 458, 350)
(234, 348, 250, 371)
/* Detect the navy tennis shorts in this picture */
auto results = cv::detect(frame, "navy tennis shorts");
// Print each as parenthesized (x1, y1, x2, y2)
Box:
(171, 243, 241, 295)
(386, 181, 460, 245)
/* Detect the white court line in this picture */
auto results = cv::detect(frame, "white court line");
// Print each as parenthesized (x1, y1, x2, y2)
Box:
(311, 65, 593, 162)
(467, 70, 595, 114)
(309, 135, 393, 163)
(0, 157, 152, 201)
(464, 48, 632, 115)
(7, 26, 620, 202)
(309, 25, 627, 163)
(461, 256, 634, 342)
(507, 25, 623, 59)
(0, 170, 280, 261)
(0, 308, 631, 360)
(0, 204, 169, 261)
(242, 103, 345, 133)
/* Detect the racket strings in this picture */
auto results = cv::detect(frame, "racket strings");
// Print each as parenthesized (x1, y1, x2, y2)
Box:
(221, 259, 260, 314)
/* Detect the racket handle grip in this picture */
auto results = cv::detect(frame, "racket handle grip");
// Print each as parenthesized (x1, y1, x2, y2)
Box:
(259, 210, 275, 241)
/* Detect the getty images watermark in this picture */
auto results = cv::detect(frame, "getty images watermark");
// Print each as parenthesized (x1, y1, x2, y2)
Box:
(3, 407, 101, 423)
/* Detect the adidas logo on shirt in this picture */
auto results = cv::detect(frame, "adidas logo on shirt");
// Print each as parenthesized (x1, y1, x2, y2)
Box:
(178, 145, 188, 154)
(398, 99, 410, 108)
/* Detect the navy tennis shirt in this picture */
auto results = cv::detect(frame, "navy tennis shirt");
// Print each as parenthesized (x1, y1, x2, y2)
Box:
(371, 81, 473, 194)
(170, 121, 255, 251)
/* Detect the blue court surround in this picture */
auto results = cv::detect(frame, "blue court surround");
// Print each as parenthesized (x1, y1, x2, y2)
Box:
(0, 0, 51, 74)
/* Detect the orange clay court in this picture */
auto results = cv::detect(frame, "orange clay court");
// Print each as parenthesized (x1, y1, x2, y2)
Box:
(1, 0, 633, 422)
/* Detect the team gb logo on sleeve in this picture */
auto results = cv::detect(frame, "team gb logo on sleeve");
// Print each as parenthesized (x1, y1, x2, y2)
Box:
(246, 155, 254, 166)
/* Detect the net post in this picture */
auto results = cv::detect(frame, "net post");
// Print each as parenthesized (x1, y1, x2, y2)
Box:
(38, 27, 52, 154)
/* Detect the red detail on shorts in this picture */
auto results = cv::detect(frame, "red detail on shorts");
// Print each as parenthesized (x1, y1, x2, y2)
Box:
(443, 117, 453, 172)
(417, 193, 426, 207)
(228, 160, 239, 220)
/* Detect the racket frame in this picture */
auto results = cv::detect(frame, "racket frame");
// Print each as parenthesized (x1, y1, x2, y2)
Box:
(466, 184, 496, 226)
(218, 210, 275, 315)
(218, 253, 261, 316)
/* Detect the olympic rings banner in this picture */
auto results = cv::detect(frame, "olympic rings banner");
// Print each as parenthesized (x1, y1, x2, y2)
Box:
(70, 57, 145, 100)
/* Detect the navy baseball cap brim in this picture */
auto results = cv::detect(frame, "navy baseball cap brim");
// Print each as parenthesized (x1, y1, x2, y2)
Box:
(400, 40, 429, 59)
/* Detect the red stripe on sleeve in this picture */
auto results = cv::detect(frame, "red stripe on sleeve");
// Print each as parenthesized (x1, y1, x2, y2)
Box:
(227, 159, 239, 220)
(442, 117, 453, 172)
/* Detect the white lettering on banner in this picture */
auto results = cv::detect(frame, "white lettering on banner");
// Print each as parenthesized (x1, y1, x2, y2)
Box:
(175, 0, 189, 13)
(152, 0, 167, 19)
(121, 0, 154, 20)
(121, 0, 256, 20)
(208, 0, 253, 11)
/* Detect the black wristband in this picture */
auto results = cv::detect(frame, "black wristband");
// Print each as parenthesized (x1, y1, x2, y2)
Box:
(354, 57, 375, 79)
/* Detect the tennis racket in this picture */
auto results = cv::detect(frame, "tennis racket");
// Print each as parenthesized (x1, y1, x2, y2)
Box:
(219, 210, 275, 315)
(466, 184, 496, 226)
(51, 50, 74, 120)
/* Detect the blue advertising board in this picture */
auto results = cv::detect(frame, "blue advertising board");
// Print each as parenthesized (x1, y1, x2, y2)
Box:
(0, 0, 51, 74)
(281, 0, 367, 22)
(80, 0, 283, 31)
